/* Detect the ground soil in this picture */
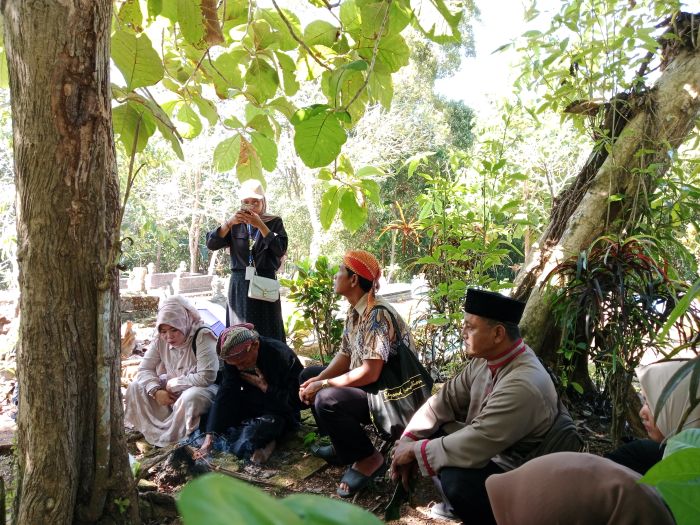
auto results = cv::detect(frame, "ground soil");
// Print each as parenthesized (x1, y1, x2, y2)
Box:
(0, 295, 621, 524)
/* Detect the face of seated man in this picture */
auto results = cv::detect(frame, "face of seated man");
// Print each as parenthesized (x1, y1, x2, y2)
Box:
(462, 313, 508, 360)
(159, 324, 186, 347)
(224, 339, 261, 371)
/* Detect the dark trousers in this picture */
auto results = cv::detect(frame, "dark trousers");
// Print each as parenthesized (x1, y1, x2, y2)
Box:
(439, 461, 504, 525)
(300, 366, 375, 464)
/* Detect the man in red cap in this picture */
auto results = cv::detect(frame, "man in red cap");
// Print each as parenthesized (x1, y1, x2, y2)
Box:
(390, 288, 559, 525)
(299, 250, 419, 497)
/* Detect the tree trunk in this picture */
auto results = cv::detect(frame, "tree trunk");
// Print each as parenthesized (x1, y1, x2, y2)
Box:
(188, 169, 203, 273)
(513, 40, 700, 361)
(4, 1, 139, 523)
(303, 169, 323, 261)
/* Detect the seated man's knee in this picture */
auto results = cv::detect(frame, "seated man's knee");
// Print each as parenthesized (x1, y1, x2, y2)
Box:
(314, 388, 339, 412)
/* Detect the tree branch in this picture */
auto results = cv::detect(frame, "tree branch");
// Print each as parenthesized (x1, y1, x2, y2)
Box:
(343, 0, 392, 112)
(270, 0, 332, 71)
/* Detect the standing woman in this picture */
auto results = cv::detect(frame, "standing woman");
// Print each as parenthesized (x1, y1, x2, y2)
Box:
(206, 179, 287, 341)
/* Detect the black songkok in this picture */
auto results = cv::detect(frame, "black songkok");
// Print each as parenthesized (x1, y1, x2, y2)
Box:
(463, 288, 525, 324)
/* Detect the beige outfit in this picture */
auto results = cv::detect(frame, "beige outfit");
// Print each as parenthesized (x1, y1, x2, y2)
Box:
(401, 341, 558, 474)
(125, 325, 219, 446)
(486, 452, 675, 525)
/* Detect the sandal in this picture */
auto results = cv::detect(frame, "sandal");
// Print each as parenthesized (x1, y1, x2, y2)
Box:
(336, 463, 387, 498)
(311, 444, 344, 466)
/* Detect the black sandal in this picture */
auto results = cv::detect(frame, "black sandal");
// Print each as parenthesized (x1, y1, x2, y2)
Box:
(336, 463, 387, 498)
(310, 444, 344, 465)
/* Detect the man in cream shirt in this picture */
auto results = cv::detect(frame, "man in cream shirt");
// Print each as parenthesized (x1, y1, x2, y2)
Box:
(391, 288, 558, 525)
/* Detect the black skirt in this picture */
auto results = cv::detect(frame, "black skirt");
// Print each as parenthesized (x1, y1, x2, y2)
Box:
(227, 270, 285, 342)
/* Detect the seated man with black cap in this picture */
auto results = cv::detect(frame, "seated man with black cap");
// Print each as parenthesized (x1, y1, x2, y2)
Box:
(390, 288, 558, 525)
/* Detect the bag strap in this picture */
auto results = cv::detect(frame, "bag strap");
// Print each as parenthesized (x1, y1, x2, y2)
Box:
(370, 304, 403, 342)
(191, 326, 214, 357)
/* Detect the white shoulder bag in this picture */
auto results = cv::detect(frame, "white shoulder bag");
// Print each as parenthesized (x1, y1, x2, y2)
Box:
(248, 272, 280, 302)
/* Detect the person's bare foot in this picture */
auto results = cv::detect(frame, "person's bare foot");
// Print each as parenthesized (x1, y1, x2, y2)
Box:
(251, 440, 276, 464)
(338, 449, 384, 494)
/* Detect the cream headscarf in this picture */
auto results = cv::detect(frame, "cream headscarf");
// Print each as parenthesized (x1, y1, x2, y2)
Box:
(637, 359, 700, 438)
(156, 295, 207, 349)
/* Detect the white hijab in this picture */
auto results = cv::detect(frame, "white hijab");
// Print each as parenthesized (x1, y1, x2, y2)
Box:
(636, 360, 700, 438)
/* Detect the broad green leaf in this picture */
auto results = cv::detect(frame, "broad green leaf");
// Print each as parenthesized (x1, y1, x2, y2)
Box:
(340, 0, 363, 38)
(292, 105, 348, 168)
(641, 448, 700, 485)
(303, 20, 338, 47)
(317, 168, 333, 181)
(111, 30, 164, 90)
(322, 68, 367, 121)
(368, 71, 393, 109)
(192, 94, 218, 125)
(281, 494, 383, 525)
(337, 154, 354, 175)
(360, 1, 411, 37)
(223, 0, 248, 23)
(118, 0, 144, 30)
(411, 0, 463, 43)
(344, 60, 369, 72)
(657, 480, 700, 525)
(358, 34, 409, 73)
(177, 474, 302, 525)
(356, 166, 384, 179)
(213, 135, 241, 172)
(176, 103, 203, 138)
(339, 188, 367, 233)
(247, 114, 275, 139)
(251, 131, 278, 172)
(245, 56, 279, 103)
(250, 19, 277, 50)
(260, 8, 302, 51)
(237, 138, 263, 183)
(178, 0, 206, 48)
(112, 101, 156, 156)
(147, 0, 163, 18)
(208, 49, 247, 98)
(360, 179, 381, 205)
(224, 116, 243, 129)
(320, 185, 345, 230)
(269, 97, 297, 121)
(276, 51, 300, 96)
(664, 429, 700, 459)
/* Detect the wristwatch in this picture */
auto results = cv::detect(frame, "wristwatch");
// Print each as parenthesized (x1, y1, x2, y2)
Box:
(321, 379, 330, 389)
(148, 386, 160, 398)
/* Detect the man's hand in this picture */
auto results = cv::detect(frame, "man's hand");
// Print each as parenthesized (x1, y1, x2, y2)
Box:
(154, 389, 176, 406)
(240, 367, 268, 392)
(299, 380, 326, 405)
(391, 440, 418, 490)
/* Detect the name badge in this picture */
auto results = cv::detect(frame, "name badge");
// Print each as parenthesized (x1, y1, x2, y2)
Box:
(245, 266, 256, 280)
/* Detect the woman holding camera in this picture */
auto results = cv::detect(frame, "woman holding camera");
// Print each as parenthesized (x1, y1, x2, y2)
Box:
(206, 179, 287, 341)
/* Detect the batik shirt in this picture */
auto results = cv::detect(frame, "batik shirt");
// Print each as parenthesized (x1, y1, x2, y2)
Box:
(339, 294, 415, 370)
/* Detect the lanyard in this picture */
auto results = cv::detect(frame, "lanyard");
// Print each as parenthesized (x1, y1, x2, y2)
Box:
(247, 224, 260, 266)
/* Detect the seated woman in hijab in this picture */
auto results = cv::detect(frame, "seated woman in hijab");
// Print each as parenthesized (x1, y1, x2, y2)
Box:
(606, 359, 700, 474)
(125, 295, 219, 447)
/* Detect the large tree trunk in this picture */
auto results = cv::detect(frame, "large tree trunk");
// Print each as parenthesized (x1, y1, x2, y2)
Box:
(4, 1, 139, 523)
(513, 23, 700, 361)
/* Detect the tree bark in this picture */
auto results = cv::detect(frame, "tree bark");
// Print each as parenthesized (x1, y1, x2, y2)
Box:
(513, 41, 700, 360)
(4, 1, 139, 523)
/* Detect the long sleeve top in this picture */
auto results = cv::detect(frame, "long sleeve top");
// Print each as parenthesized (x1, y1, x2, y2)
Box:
(205, 217, 287, 277)
(401, 341, 558, 474)
(135, 326, 219, 395)
(206, 336, 303, 433)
